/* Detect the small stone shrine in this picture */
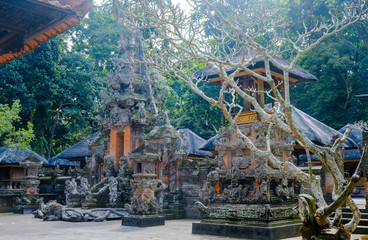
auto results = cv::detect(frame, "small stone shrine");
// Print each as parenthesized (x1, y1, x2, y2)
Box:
(192, 125, 300, 239)
(14, 153, 43, 214)
(122, 111, 183, 227)
(192, 49, 318, 239)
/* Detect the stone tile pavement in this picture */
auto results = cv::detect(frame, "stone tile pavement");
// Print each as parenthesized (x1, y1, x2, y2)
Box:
(0, 198, 366, 240)
(0, 213, 366, 240)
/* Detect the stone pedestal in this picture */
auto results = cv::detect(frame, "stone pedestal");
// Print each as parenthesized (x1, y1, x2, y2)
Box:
(122, 215, 165, 227)
(192, 221, 301, 240)
(317, 228, 339, 240)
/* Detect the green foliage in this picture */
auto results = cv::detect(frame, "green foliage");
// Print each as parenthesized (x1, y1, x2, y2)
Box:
(0, 38, 103, 157)
(291, 32, 368, 129)
(282, 0, 368, 129)
(71, 3, 122, 71)
(0, 100, 34, 149)
(160, 75, 223, 140)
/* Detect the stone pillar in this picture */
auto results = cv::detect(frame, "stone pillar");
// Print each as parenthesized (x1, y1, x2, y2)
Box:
(122, 154, 165, 227)
(14, 153, 43, 214)
(20, 153, 42, 195)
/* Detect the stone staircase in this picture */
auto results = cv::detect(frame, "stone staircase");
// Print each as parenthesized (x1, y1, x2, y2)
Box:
(330, 207, 368, 234)
(162, 203, 186, 220)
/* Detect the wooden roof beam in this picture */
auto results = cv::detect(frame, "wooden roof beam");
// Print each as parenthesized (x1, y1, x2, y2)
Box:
(0, 23, 25, 35)
(0, 0, 72, 18)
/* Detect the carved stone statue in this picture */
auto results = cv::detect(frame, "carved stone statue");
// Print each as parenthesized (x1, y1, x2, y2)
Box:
(155, 180, 166, 212)
(256, 178, 269, 202)
(33, 199, 126, 222)
(108, 177, 118, 205)
(275, 178, 291, 201)
(64, 178, 82, 207)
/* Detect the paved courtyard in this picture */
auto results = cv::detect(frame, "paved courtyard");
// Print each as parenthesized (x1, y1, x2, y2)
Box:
(1, 214, 219, 240)
(0, 212, 366, 240)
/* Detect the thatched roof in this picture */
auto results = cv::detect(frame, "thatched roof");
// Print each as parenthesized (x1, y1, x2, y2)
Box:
(338, 124, 362, 145)
(178, 129, 213, 157)
(0, 0, 92, 65)
(48, 156, 79, 166)
(194, 49, 317, 83)
(55, 131, 100, 160)
(0, 146, 47, 165)
(299, 149, 360, 162)
(338, 124, 363, 160)
(290, 107, 356, 148)
(199, 106, 357, 152)
(199, 134, 220, 152)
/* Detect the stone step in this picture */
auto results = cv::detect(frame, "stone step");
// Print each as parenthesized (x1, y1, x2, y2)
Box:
(342, 207, 368, 213)
(162, 207, 185, 212)
(335, 218, 368, 226)
(341, 212, 368, 219)
(353, 225, 368, 234)
(162, 211, 186, 220)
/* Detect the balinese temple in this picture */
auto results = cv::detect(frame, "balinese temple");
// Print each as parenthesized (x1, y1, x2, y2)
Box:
(191, 49, 358, 239)
(0, 0, 92, 65)
(0, 146, 47, 212)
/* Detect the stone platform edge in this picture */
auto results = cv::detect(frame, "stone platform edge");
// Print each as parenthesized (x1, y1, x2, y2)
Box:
(192, 221, 302, 240)
(122, 215, 165, 227)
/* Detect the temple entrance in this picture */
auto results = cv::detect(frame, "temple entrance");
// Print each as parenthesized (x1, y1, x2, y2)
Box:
(109, 128, 124, 169)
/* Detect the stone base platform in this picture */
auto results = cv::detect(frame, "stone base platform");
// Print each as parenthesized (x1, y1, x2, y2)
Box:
(14, 205, 39, 214)
(192, 220, 302, 240)
(122, 215, 165, 227)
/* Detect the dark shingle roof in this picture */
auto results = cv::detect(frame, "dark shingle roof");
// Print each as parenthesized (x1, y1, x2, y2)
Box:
(338, 124, 362, 145)
(199, 134, 221, 152)
(48, 156, 80, 166)
(178, 129, 213, 157)
(0, 146, 47, 165)
(338, 124, 363, 161)
(299, 148, 361, 162)
(199, 106, 357, 151)
(290, 107, 356, 148)
(56, 132, 100, 159)
(194, 49, 318, 83)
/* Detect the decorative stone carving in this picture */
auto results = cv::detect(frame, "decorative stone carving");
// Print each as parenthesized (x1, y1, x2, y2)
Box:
(33, 199, 127, 222)
(196, 123, 300, 224)
(64, 178, 82, 207)
(16, 153, 43, 207)
(108, 177, 118, 205)
(125, 178, 160, 215)
(256, 178, 270, 202)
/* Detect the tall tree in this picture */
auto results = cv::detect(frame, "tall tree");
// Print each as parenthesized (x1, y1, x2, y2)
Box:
(287, 0, 368, 129)
(122, 0, 368, 237)
(0, 100, 34, 149)
(0, 38, 103, 158)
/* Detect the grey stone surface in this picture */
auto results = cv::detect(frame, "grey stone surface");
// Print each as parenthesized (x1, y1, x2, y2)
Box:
(192, 222, 302, 240)
(0, 213, 365, 240)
